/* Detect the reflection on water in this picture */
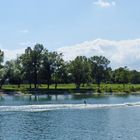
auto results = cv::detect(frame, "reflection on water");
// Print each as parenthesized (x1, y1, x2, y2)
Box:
(0, 94, 140, 140)
(1, 94, 140, 106)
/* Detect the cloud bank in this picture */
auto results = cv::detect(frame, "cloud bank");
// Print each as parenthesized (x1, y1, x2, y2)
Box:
(57, 39, 140, 70)
(2, 38, 140, 70)
(3, 48, 25, 61)
(93, 0, 116, 8)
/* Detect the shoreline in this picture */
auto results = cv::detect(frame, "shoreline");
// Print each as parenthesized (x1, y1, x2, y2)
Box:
(1, 89, 140, 97)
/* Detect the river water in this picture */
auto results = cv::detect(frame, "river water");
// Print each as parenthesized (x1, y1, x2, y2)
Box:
(0, 94, 140, 140)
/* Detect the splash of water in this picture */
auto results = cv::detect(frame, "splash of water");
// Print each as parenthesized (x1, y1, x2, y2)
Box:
(0, 102, 140, 112)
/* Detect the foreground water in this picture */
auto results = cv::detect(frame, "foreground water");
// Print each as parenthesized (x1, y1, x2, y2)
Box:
(1, 94, 140, 140)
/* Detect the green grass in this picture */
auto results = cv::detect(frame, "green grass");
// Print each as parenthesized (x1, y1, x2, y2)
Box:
(1, 83, 140, 94)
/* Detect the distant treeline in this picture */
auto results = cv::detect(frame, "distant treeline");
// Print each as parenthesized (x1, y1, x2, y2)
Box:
(0, 44, 139, 89)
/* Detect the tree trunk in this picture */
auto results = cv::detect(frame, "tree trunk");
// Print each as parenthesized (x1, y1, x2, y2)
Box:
(0, 78, 5, 89)
(76, 83, 80, 89)
(123, 83, 125, 90)
(34, 67, 38, 89)
(55, 82, 57, 89)
(18, 84, 20, 88)
(29, 71, 32, 89)
(34, 84, 36, 89)
(29, 83, 32, 89)
(47, 83, 50, 89)
(97, 82, 100, 88)
(47, 69, 51, 89)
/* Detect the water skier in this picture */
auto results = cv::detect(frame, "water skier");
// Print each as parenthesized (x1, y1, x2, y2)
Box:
(84, 100, 87, 105)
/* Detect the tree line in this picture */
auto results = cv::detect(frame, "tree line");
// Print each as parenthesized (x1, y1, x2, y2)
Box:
(0, 44, 140, 89)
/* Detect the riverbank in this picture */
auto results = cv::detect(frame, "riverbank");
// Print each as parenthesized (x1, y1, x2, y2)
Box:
(1, 84, 140, 96)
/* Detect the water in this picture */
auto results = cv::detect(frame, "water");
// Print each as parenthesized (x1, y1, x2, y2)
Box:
(0, 94, 140, 140)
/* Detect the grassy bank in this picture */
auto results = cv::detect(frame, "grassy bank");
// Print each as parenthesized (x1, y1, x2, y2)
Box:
(1, 84, 140, 95)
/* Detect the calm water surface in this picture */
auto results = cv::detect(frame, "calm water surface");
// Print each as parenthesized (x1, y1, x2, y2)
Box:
(0, 94, 140, 140)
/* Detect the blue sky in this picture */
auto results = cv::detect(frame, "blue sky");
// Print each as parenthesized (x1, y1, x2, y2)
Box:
(1, 0, 140, 50)
(2, 0, 140, 70)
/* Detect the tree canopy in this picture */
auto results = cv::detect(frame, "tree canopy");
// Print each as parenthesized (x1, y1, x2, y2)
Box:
(0, 45, 139, 89)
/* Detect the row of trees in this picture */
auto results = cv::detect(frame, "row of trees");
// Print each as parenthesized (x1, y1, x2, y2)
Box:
(0, 44, 140, 89)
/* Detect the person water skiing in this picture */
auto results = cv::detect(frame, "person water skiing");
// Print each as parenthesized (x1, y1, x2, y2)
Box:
(84, 100, 87, 105)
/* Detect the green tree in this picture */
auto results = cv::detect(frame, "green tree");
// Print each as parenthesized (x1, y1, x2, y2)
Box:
(0, 50, 4, 67)
(0, 50, 4, 88)
(41, 51, 55, 89)
(20, 47, 33, 89)
(113, 67, 130, 89)
(5, 59, 23, 88)
(20, 44, 44, 89)
(41, 51, 65, 89)
(129, 70, 140, 84)
(52, 53, 66, 89)
(69, 56, 91, 89)
(89, 56, 110, 88)
(31, 44, 44, 88)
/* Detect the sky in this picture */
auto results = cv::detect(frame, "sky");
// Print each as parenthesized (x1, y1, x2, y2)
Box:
(1, 0, 140, 69)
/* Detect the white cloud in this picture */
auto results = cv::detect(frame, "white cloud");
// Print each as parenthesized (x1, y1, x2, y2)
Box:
(93, 0, 116, 8)
(3, 48, 25, 61)
(19, 29, 29, 34)
(57, 39, 140, 70)
(2, 38, 140, 70)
